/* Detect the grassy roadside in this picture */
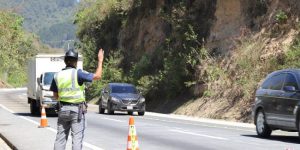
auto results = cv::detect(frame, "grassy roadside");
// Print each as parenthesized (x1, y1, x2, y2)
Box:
(173, 25, 300, 122)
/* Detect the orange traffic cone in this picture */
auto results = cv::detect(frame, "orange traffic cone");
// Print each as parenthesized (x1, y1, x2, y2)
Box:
(127, 116, 139, 150)
(38, 105, 49, 128)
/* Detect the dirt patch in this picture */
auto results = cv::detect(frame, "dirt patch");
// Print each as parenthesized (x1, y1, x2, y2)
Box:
(0, 80, 7, 88)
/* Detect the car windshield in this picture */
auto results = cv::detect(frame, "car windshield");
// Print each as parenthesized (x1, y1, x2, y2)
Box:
(111, 85, 137, 94)
(43, 72, 56, 85)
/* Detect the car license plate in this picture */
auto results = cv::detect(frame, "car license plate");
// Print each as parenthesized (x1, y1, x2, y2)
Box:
(127, 106, 133, 110)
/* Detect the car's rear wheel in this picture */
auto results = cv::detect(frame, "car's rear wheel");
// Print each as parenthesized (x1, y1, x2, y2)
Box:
(138, 111, 145, 116)
(99, 99, 105, 114)
(255, 110, 272, 138)
(107, 101, 114, 115)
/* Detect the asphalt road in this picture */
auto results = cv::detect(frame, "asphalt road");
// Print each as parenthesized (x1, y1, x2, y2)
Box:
(0, 88, 300, 150)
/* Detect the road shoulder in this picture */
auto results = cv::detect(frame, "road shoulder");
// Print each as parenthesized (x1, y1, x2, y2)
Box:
(0, 106, 56, 150)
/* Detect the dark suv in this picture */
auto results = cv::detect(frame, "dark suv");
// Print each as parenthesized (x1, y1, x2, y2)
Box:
(252, 69, 300, 138)
(98, 83, 145, 115)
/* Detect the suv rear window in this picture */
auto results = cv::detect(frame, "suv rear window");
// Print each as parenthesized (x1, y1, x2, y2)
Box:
(283, 73, 299, 90)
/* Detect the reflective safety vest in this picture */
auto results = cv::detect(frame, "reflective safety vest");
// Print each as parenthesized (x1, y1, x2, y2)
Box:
(55, 68, 85, 103)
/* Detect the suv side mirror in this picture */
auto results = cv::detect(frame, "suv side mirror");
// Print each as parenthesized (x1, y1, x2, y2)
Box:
(283, 86, 296, 92)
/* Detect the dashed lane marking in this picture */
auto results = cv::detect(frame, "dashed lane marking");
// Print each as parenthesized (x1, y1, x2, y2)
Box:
(169, 129, 229, 140)
(102, 117, 125, 123)
(145, 117, 256, 133)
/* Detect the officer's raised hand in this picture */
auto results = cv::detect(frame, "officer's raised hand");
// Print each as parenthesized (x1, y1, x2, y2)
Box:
(98, 48, 104, 63)
(93, 48, 104, 80)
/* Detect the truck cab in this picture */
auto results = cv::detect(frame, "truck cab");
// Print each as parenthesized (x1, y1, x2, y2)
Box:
(37, 72, 57, 113)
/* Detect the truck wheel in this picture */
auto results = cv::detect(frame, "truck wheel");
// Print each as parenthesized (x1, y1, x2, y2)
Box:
(99, 99, 105, 114)
(255, 110, 272, 138)
(30, 100, 35, 115)
(30, 100, 39, 116)
(138, 111, 145, 116)
(107, 102, 114, 115)
(127, 111, 133, 115)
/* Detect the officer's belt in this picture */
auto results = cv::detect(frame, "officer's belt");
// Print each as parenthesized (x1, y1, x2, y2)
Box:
(60, 101, 82, 106)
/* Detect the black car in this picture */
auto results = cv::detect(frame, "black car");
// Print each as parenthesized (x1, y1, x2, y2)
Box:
(98, 83, 145, 115)
(252, 69, 300, 138)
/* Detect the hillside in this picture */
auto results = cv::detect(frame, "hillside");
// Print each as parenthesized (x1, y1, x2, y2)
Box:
(0, 0, 78, 49)
(0, 11, 37, 87)
(76, 0, 300, 122)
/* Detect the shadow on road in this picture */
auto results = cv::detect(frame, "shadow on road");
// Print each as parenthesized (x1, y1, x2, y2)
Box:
(242, 134, 300, 144)
(14, 113, 32, 116)
(94, 111, 143, 116)
(14, 112, 58, 117)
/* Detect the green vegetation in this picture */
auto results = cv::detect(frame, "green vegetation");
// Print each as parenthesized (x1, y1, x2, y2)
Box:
(75, 0, 132, 100)
(75, 0, 214, 105)
(275, 10, 288, 23)
(196, 34, 300, 120)
(0, 0, 78, 48)
(279, 38, 300, 68)
(0, 11, 37, 87)
(74, 0, 300, 119)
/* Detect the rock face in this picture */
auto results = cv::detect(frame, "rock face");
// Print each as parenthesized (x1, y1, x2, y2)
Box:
(115, 0, 300, 121)
(119, 0, 269, 58)
(207, 0, 245, 54)
(120, 0, 300, 54)
(119, 1, 169, 56)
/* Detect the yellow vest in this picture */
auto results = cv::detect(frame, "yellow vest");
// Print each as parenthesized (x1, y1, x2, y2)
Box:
(55, 68, 85, 103)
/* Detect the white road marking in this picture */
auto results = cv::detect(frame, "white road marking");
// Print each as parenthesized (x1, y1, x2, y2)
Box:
(169, 129, 228, 140)
(145, 117, 256, 133)
(0, 104, 105, 150)
(102, 117, 124, 122)
(19, 116, 40, 126)
(146, 112, 255, 128)
(0, 104, 14, 113)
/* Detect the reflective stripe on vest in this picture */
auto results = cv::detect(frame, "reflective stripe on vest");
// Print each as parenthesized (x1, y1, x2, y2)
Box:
(55, 68, 85, 103)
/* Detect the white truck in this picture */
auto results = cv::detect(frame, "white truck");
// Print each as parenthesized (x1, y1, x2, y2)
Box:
(27, 54, 83, 115)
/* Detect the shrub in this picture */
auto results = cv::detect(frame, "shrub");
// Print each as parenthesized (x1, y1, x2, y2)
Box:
(275, 10, 288, 23)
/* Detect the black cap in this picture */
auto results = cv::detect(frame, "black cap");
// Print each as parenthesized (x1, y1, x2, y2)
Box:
(65, 49, 78, 59)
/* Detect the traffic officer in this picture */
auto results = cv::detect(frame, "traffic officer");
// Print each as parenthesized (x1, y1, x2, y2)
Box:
(50, 48, 104, 150)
